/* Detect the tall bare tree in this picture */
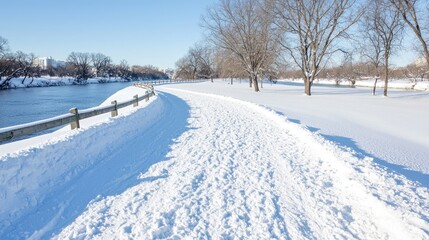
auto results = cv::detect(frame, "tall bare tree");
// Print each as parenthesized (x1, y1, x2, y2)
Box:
(116, 60, 131, 80)
(367, 0, 404, 96)
(91, 53, 111, 77)
(175, 44, 218, 81)
(274, 0, 362, 95)
(203, 0, 277, 92)
(0, 36, 9, 57)
(193, 44, 217, 82)
(361, 8, 385, 95)
(175, 49, 199, 80)
(390, 0, 429, 66)
(67, 52, 93, 82)
(15, 52, 38, 85)
(0, 39, 36, 89)
(215, 49, 247, 84)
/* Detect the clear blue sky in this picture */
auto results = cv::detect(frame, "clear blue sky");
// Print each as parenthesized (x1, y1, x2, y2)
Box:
(0, 0, 215, 69)
(0, 0, 418, 68)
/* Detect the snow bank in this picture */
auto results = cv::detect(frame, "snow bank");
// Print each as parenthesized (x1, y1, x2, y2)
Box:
(6, 76, 133, 89)
(0, 86, 160, 236)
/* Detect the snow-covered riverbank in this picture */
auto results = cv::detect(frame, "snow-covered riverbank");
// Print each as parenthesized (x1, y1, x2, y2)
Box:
(4, 76, 134, 89)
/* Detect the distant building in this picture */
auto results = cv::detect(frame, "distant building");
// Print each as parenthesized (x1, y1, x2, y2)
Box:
(56, 60, 66, 67)
(32, 57, 63, 69)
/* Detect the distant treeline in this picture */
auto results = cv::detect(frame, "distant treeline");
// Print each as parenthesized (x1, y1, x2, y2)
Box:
(0, 36, 169, 90)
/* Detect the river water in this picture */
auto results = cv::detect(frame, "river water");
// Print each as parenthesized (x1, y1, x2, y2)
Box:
(0, 82, 133, 128)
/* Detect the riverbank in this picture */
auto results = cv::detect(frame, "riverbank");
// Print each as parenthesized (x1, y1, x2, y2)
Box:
(3, 76, 138, 89)
(3, 76, 171, 89)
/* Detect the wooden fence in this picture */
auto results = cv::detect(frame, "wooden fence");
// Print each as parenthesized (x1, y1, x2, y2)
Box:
(0, 83, 156, 142)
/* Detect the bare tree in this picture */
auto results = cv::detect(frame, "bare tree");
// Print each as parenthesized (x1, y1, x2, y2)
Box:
(361, 8, 384, 95)
(91, 53, 111, 77)
(67, 52, 93, 82)
(14, 52, 38, 85)
(175, 44, 218, 81)
(194, 44, 217, 82)
(0, 43, 37, 89)
(390, 0, 429, 66)
(0, 56, 20, 89)
(116, 60, 131, 80)
(364, 0, 404, 96)
(274, 0, 362, 95)
(0, 37, 15, 89)
(403, 61, 428, 86)
(215, 49, 246, 84)
(175, 52, 198, 80)
(331, 52, 360, 86)
(0, 36, 9, 57)
(203, 0, 277, 92)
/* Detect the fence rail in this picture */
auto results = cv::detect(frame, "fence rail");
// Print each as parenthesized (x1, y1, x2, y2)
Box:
(0, 83, 156, 142)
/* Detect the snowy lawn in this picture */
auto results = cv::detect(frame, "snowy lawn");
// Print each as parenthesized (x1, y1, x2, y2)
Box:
(168, 80, 429, 186)
(0, 81, 428, 239)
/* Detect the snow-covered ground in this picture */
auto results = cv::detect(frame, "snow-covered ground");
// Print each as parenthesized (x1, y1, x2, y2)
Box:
(0, 81, 428, 239)
(172, 80, 429, 185)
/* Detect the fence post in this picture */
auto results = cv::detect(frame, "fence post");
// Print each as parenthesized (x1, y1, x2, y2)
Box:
(133, 94, 139, 107)
(145, 91, 150, 102)
(69, 108, 80, 130)
(111, 100, 118, 117)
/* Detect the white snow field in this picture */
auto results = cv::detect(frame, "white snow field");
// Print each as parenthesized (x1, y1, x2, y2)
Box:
(0, 81, 428, 239)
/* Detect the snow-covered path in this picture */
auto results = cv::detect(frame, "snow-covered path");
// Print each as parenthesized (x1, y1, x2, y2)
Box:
(55, 87, 429, 239)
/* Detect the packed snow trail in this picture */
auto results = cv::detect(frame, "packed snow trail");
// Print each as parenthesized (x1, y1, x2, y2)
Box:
(55, 87, 429, 239)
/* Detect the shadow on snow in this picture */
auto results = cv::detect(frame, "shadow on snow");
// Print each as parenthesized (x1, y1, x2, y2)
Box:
(287, 116, 429, 189)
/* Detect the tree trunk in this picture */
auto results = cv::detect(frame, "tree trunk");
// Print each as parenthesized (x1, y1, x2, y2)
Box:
(210, 76, 213, 83)
(304, 77, 312, 96)
(249, 76, 252, 88)
(373, 77, 378, 96)
(384, 58, 389, 97)
(260, 76, 263, 89)
(230, 78, 233, 85)
(21, 74, 28, 85)
(252, 74, 259, 92)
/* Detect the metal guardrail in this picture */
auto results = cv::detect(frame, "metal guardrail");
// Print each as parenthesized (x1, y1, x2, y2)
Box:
(0, 83, 155, 142)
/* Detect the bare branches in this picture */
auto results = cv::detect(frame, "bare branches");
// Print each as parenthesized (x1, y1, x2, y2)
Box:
(91, 53, 111, 78)
(274, 0, 362, 95)
(67, 52, 93, 82)
(203, 0, 277, 91)
(0, 36, 9, 57)
(175, 43, 217, 81)
(390, 0, 429, 66)
(362, 0, 404, 96)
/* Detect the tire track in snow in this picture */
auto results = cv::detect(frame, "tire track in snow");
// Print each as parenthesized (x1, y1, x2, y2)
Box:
(55, 87, 429, 239)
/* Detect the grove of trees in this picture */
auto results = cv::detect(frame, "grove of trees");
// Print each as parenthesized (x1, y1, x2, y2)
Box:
(175, 0, 429, 96)
(0, 36, 169, 90)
